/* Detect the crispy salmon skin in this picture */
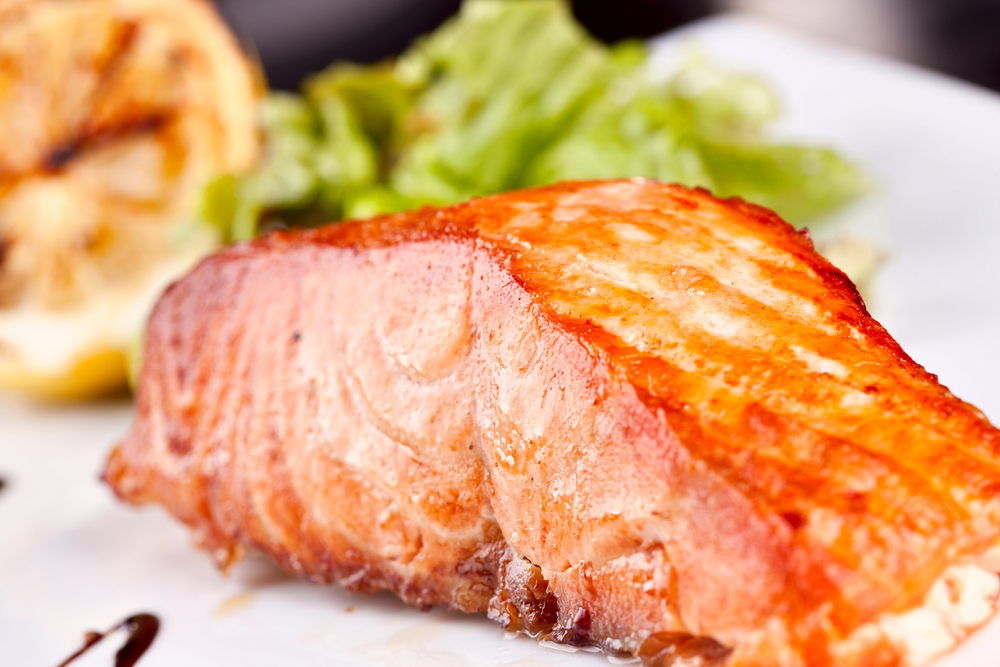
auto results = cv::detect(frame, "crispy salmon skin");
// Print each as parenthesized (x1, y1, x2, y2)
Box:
(105, 180, 1000, 666)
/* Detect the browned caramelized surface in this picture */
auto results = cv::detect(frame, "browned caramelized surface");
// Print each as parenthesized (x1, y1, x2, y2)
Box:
(0, 0, 258, 309)
(105, 180, 1000, 666)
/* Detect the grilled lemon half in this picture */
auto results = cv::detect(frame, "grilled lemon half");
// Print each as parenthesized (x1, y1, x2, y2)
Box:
(0, 0, 260, 400)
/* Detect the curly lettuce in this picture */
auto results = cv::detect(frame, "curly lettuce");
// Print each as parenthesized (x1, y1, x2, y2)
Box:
(203, 0, 867, 240)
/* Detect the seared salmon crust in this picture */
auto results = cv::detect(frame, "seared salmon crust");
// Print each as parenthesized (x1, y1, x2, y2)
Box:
(106, 180, 1000, 667)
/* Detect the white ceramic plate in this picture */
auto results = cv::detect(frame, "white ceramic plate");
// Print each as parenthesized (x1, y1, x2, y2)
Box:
(3, 14, 1000, 667)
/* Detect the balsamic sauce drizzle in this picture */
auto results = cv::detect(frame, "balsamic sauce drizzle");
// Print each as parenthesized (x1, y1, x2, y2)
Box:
(56, 613, 159, 667)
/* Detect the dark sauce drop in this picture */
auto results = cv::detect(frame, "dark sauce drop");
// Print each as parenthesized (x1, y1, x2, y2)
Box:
(56, 613, 159, 667)
(0, 476, 7, 496)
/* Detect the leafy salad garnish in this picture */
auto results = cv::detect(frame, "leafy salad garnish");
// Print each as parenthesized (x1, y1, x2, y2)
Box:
(203, 0, 867, 240)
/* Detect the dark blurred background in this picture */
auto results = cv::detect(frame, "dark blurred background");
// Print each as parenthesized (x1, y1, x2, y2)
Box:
(214, 0, 1000, 93)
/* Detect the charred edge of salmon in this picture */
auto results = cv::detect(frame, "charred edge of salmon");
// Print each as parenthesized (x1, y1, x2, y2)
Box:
(487, 549, 732, 666)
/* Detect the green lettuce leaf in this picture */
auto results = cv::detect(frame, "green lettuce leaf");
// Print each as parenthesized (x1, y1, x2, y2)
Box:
(206, 0, 867, 238)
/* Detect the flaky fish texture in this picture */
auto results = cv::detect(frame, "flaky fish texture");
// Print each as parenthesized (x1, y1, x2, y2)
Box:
(105, 180, 1000, 667)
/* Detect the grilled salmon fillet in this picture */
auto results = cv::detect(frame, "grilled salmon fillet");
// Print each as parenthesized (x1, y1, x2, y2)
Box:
(105, 180, 1000, 667)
